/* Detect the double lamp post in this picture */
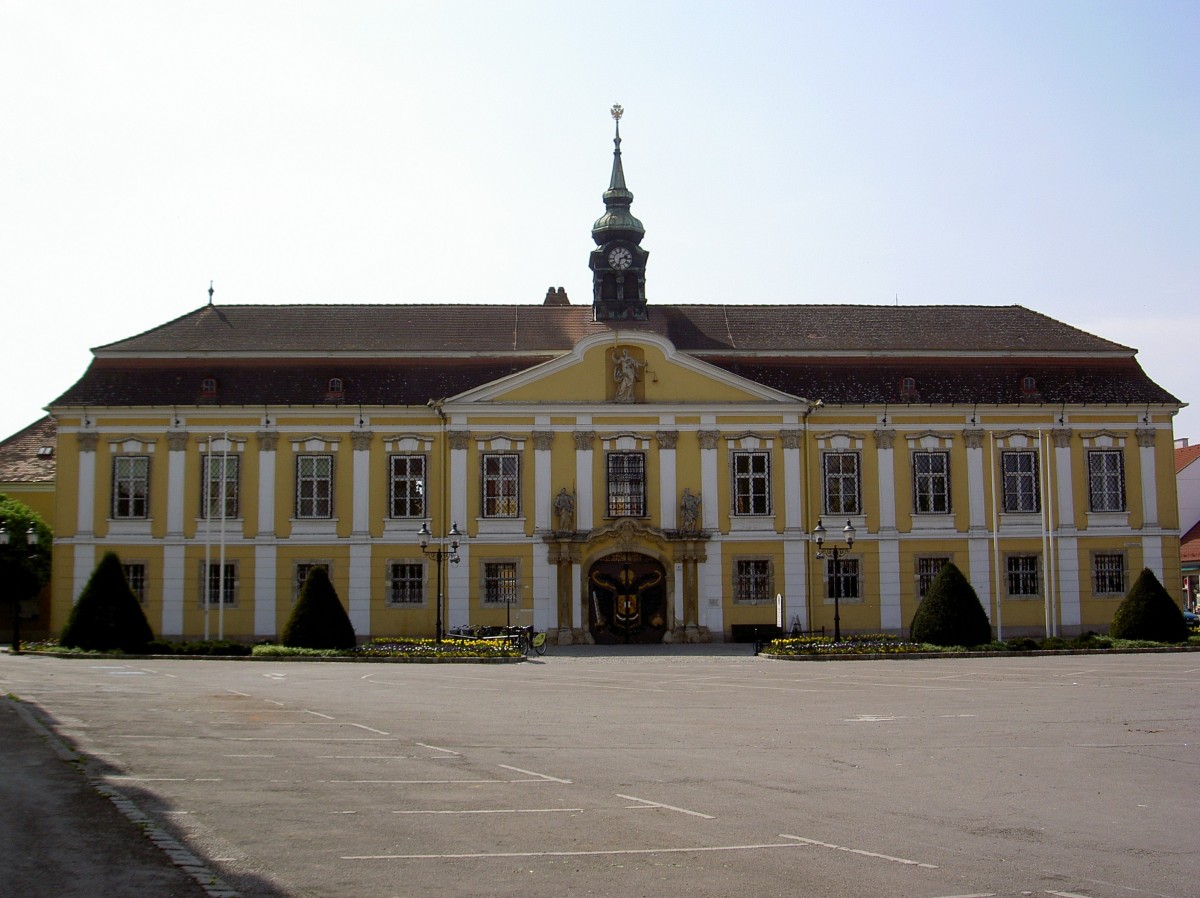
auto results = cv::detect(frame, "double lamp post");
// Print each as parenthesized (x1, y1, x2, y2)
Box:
(418, 521, 462, 644)
(0, 522, 39, 654)
(812, 518, 855, 643)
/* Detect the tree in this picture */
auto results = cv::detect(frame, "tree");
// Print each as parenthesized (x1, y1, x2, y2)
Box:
(0, 494, 52, 650)
(59, 551, 155, 652)
(1110, 568, 1189, 643)
(910, 561, 993, 647)
(281, 566, 356, 649)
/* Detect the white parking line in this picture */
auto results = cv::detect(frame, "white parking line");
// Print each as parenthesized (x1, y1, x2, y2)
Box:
(618, 794, 714, 819)
(497, 764, 571, 783)
(780, 834, 938, 868)
(415, 742, 460, 755)
(394, 808, 584, 815)
(343, 840, 810, 860)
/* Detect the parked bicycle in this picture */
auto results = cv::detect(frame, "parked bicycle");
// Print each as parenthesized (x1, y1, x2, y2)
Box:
(502, 624, 547, 656)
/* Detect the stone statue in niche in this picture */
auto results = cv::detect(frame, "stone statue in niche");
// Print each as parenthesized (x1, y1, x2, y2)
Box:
(679, 488, 701, 534)
(554, 487, 576, 532)
(612, 348, 645, 403)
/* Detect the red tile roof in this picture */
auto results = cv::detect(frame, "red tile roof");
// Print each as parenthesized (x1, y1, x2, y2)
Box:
(0, 416, 56, 483)
(1176, 442, 1200, 474)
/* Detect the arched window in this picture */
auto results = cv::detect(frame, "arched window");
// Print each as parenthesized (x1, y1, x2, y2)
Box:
(1021, 375, 1038, 395)
(327, 377, 344, 397)
(200, 377, 218, 397)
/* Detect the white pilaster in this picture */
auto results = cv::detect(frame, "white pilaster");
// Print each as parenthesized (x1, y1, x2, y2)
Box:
(351, 435, 371, 536)
(349, 542, 371, 636)
(1139, 435, 1159, 528)
(1055, 535, 1081, 632)
(254, 543, 277, 638)
(659, 439, 678, 530)
(575, 431, 594, 531)
(166, 439, 186, 536)
(965, 437, 986, 531)
(161, 544, 185, 636)
(783, 538, 807, 630)
(76, 438, 96, 536)
(878, 539, 901, 630)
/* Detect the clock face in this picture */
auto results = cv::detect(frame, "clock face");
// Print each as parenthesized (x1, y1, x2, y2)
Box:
(608, 246, 633, 270)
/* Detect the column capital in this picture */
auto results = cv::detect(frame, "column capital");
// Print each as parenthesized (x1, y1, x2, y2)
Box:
(573, 430, 596, 451)
(532, 430, 555, 451)
(873, 428, 896, 450)
(166, 430, 189, 451)
(350, 430, 374, 451)
(962, 428, 985, 450)
(447, 430, 471, 451)
(256, 430, 279, 452)
(655, 430, 678, 450)
(1136, 427, 1157, 449)
(1051, 428, 1072, 449)
(696, 429, 720, 450)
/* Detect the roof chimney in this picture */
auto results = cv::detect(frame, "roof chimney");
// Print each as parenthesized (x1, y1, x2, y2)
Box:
(544, 286, 570, 306)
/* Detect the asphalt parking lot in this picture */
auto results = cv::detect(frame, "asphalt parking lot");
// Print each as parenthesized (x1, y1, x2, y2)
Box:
(2, 647, 1197, 898)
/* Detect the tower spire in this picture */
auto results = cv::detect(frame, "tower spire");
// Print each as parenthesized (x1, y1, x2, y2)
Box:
(590, 104, 649, 321)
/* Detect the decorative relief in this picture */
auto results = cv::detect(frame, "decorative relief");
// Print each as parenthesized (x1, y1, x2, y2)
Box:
(961, 428, 985, 450)
(166, 431, 189, 451)
(77, 431, 99, 453)
(532, 430, 555, 451)
(1051, 428, 1072, 449)
(655, 430, 678, 450)
(447, 430, 471, 451)
(350, 431, 374, 451)
(1136, 428, 1156, 449)
(780, 430, 802, 450)
(696, 430, 720, 450)
(256, 430, 279, 452)
(872, 429, 896, 451)
(573, 430, 596, 451)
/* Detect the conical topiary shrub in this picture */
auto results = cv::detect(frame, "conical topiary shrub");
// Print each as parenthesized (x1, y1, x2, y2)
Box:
(909, 561, 992, 647)
(1110, 568, 1189, 643)
(59, 551, 155, 652)
(281, 566, 356, 649)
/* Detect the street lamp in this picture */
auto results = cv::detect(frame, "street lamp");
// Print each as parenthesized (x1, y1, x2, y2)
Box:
(813, 518, 855, 643)
(0, 522, 39, 654)
(418, 520, 463, 643)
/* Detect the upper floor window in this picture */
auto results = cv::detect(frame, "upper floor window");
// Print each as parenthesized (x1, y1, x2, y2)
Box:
(327, 377, 344, 398)
(1021, 375, 1038, 395)
(112, 456, 150, 519)
(389, 454, 426, 518)
(607, 452, 646, 518)
(1092, 553, 1126, 596)
(913, 451, 950, 514)
(822, 451, 861, 515)
(483, 560, 519, 607)
(482, 453, 520, 518)
(122, 563, 147, 604)
(917, 556, 950, 597)
(388, 562, 424, 605)
(1001, 450, 1039, 513)
(732, 451, 771, 516)
(296, 455, 333, 519)
(1006, 555, 1039, 597)
(734, 559, 772, 604)
(201, 454, 239, 519)
(1087, 450, 1126, 512)
(200, 377, 218, 397)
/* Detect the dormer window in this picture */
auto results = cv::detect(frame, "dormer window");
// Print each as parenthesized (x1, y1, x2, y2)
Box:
(899, 376, 919, 400)
(1021, 375, 1038, 395)
(37, 446, 54, 458)
(326, 377, 345, 399)
(200, 377, 218, 397)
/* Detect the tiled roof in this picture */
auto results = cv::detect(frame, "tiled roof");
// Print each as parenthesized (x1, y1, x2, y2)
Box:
(95, 302, 1135, 357)
(1176, 443, 1200, 474)
(0, 416, 56, 483)
(1181, 521, 1200, 565)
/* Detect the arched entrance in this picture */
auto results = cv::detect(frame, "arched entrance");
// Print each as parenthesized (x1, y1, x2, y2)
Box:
(587, 552, 668, 644)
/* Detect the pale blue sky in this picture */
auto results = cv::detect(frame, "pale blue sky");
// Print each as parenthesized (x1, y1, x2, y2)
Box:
(2, 1, 1197, 442)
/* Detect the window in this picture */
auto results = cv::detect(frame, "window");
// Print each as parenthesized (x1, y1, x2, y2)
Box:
(822, 451, 861, 515)
(112, 456, 150, 518)
(296, 455, 333, 518)
(1092, 553, 1126, 596)
(732, 451, 771, 516)
(483, 561, 518, 607)
(823, 557, 861, 601)
(389, 455, 426, 518)
(1087, 450, 1126, 513)
(327, 377, 344, 397)
(1001, 450, 1039, 513)
(388, 562, 424, 605)
(917, 556, 950, 597)
(607, 452, 646, 517)
(203, 561, 237, 605)
(201, 454, 239, 519)
(200, 377, 218, 397)
(295, 562, 330, 600)
(122, 563, 147, 604)
(734, 559, 772, 604)
(482, 453, 520, 518)
(1006, 555, 1039, 597)
(1021, 375, 1038, 394)
(913, 451, 950, 514)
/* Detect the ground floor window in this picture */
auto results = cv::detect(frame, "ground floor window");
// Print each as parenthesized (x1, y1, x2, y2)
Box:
(1006, 555, 1039, 597)
(202, 561, 237, 605)
(122, 562, 147, 604)
(733, 559, 772, 604)
(823, 556, 861, 601)
(482, 561, 519, 607)
(1091, 552, 1126, 596)
(295, 562, 330, 600)
(388, 562, 424, 605)
(917, 556, 950, 597)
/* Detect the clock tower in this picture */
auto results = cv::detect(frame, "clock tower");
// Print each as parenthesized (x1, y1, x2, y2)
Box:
(591, 104, 648, 321)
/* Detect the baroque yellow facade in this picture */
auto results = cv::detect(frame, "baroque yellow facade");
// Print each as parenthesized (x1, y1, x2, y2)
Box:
(41, 114, 1183, 644)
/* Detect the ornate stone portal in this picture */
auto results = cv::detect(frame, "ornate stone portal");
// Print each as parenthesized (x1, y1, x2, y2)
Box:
(543, 517, 710, 645)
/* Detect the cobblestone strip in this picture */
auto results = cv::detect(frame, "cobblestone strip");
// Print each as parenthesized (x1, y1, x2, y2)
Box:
(11, 698, 243, 898)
